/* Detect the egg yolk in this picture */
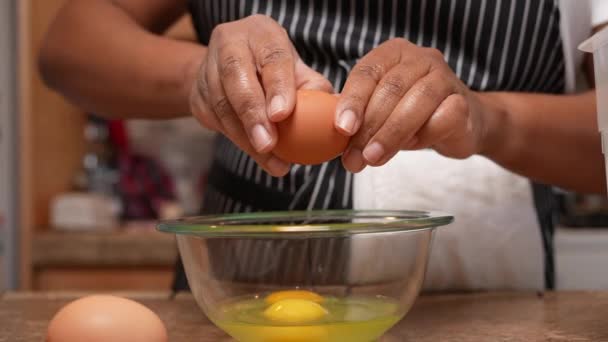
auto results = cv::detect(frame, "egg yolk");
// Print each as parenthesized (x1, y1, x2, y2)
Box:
(263, 299, 328, 323)
(265, 290, 324, 305)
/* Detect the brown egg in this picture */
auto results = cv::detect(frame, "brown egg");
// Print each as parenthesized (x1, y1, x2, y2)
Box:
(47, 295, 168, 342)
(273, 90, 349, 165)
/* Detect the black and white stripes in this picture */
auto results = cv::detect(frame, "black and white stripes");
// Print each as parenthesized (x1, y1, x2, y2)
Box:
(175, 0, 566, 291)
(189, 0, 565, 217)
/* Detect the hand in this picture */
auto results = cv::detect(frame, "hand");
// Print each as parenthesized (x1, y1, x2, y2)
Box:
(336, 38, 487, 172)
(189, 15, 333, 176)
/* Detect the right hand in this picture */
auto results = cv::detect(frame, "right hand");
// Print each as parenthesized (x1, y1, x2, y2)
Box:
(189, 14, 333, 177)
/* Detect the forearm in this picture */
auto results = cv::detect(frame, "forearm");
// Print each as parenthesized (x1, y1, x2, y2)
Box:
(39, 0, 205, 119)
(479, 90, 605, 194)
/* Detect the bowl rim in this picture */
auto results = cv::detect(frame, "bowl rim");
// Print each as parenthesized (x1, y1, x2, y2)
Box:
(156, 209, 454, 238)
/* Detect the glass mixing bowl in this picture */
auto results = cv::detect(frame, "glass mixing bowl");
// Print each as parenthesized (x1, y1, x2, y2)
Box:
(158, 210, 453, 342)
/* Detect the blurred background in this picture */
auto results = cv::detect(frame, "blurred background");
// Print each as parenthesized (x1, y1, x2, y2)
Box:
(0, 0, 608, 292)
(0, 0, 216, 292)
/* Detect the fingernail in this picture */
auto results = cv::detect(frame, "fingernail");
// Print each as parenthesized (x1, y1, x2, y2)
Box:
(251, 124, 273, 152)
(337, 110, 357, 135)
(343, 147, 366, 172)
(267, 157, 291, 175)
(363, 142, 385, 164)
(269, 95, 287, 119)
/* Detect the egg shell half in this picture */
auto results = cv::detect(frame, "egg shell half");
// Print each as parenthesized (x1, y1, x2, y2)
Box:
(273, 90, 349, 165)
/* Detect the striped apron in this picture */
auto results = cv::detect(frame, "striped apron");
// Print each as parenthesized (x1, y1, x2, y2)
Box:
(173, 0, 565, 291)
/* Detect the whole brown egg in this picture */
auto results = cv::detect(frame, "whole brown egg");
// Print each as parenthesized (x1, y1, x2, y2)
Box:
(46, 295, 168, 342)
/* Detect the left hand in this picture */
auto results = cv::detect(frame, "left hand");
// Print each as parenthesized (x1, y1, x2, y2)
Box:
(336, 38, 488, 172)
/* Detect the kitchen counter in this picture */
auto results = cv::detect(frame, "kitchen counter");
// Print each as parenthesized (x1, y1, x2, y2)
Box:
(1, 291, 608, 341)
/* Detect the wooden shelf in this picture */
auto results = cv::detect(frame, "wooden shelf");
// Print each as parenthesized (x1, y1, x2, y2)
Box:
(31, 229, 178, 291)
(32, 230, 177, 268)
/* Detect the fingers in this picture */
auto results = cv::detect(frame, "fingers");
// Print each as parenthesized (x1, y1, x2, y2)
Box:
(338, 38, 476, 170)
(193, 14, 336, 176)
(190, 68, 222, 131)
(200, 15, 300, 177)
(335, 39, 407, 136)
(226, 117, 292, 177)
(361, 70, 457, 166)
(221, 112, 292, 177)
(213, 42, 277, 153)
(194, 51, 290, 177)
(208, 15, 334, 153)
(413, 94, 472, 159)
(342, 63, 430, 171)
(342, 66, 450, 171)
(255, 31, 297, 122)
(340, 70, 407, 171)
(335, 62, 385, 137)
(206, 61, 291, 176)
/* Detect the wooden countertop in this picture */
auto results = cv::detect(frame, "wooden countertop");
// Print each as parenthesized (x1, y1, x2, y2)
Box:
(1, 291, 608, 341)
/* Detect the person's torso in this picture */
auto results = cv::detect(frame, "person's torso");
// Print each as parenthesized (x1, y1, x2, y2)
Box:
(172, 0, 566, 291)
(188, 0, 565, 215)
